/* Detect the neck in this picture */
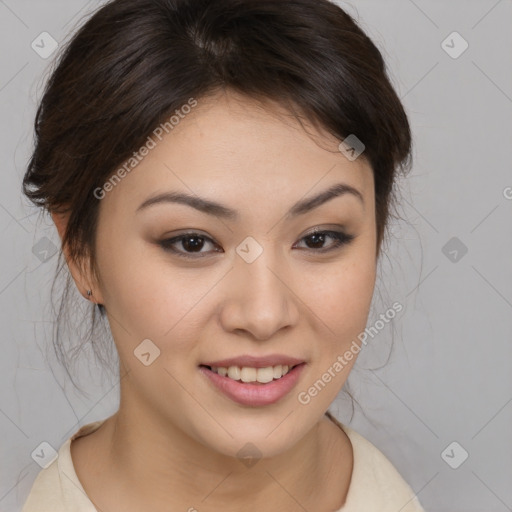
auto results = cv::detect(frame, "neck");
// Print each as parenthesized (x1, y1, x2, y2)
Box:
(76, 396, 352, 511)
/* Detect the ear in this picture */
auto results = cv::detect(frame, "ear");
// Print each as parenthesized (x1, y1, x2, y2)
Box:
(51, 211, 105, 306)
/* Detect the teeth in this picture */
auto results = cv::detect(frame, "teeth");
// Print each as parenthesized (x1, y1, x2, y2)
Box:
(227, 366, 241, 380)
(211, 364, 294, 383)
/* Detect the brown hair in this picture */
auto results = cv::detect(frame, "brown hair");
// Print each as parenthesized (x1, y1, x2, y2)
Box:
(22, 0, 412, 407)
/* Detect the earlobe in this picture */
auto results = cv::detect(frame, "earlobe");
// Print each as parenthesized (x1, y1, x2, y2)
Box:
(85, 288, 103, 306)
(50, 210, 105, 305)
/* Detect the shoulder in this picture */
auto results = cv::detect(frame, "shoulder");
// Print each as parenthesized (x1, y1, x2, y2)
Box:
(328, 415, 425, 512)
(21, 421, 105, 512)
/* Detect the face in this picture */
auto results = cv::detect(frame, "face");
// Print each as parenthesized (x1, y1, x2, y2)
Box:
(87, 90, 377, 459)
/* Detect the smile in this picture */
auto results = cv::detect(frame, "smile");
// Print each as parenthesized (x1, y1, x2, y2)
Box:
(199, 362, 306, 407)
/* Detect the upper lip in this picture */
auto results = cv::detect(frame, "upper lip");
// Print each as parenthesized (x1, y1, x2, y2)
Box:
(201, 354, 305, 368)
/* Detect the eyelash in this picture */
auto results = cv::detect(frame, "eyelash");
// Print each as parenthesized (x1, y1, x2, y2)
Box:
(158, 229, 356, 260)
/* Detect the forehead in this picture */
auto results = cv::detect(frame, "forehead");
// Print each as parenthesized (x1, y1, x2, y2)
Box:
(101, 90, 374, 214)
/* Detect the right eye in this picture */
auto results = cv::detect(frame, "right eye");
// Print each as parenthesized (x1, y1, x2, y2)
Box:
(159, 232, 223, 259)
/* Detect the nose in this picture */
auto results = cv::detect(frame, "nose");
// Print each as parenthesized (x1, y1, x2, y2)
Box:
(218, 252, 300, 341)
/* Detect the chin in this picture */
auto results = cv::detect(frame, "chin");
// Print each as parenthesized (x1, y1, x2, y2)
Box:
(187, 406, 322, 461)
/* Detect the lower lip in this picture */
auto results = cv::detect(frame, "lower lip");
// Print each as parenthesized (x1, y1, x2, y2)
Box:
(199, 364, 306, 407)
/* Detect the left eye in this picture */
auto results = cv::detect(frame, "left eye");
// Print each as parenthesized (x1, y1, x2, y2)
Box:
(294, 230, 355, 252)
(159, 229, 355, 259)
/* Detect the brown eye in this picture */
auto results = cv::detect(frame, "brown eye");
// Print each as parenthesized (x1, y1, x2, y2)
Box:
(294, 230, 355, 252)
(159, 232, 222, 258)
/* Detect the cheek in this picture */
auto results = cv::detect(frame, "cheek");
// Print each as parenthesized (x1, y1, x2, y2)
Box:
(96, 236, 219, 360)
(301, 256, 376, 342)
(94, 233, 173, 340)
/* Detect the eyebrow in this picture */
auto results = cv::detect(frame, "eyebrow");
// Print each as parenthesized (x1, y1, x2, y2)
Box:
(136, 182, 364, 220)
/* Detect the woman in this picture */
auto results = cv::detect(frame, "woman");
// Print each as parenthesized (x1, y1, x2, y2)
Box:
(22, 0, 424, 510)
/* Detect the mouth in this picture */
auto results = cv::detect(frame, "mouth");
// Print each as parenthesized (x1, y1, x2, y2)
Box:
(198, 361, 307, 406)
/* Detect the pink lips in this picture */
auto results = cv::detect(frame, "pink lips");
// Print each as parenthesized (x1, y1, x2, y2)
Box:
(199, 357, 306, 407)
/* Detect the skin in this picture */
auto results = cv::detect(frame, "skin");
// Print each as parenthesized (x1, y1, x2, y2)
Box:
(52, 89, 377, 512)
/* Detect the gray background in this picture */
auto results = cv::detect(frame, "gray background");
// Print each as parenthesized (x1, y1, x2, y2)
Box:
(1, 1, 511, 511)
